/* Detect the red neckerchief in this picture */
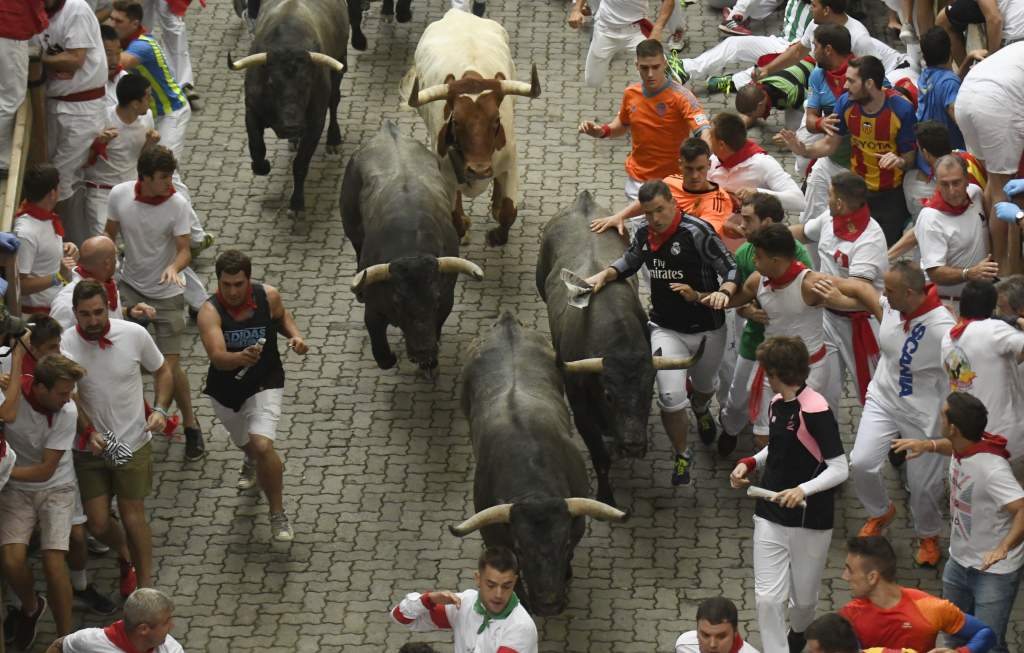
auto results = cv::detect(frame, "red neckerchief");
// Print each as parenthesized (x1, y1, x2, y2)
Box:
(45, 0, 67, 17)
(824, 55, 854, 99)
(107, 64, 124, 82)
(900, 284, 943, 332)
(832, 204, 870, 242)
(922, 187, 971, 215)
(120, 25, 146, 49)
(134, 181, 176, 206)
(76, 323, 113, 350)
(950, 317, 980, 340)
(729, 633, 745, 653)
(21, 374, 54, 427)
(216, 283, 257, 321)
(86, 137, 108, 167)
(765, 260, 806, 290)
(719, 140, 766, 170)
(16, 201, 64, 237)
(954, 432, 1011, 460)
(647, 212, 683, 253)
(104, 620, 152, 653)
(76, 266, 119, 311)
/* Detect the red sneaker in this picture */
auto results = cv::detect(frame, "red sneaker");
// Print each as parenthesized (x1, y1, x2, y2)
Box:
(119, 560, 138, 598)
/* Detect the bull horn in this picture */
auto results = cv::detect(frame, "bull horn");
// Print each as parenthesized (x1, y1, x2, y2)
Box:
(565, 498, 628, 522)
(350, 263, 391, 292)
(652, 336, 707, 370)
(562, 357, 603, 374)
(437, 257, 484, 280)
(498, 64, 541, 98)
(409, 77, 451, 108)
(228, 51, 267, 71)
(449, 503, 513, 536)
(309, 52, 345, 73)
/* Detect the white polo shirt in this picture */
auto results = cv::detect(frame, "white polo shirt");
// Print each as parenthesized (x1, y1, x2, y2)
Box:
(60, 320, 164, 452)
(14, 213, 64, 309)
(949, 450, 1024, 574)
(62, 625, 184, 653)
(106, 181, 191, 300)
(0, 389, 78, 492)
(916, 184, 988, 298)
(804, 210, 889, 290)
(34, 0, 106, 98)
(51, 272, 126, 331)
(85, 106, 155, 188)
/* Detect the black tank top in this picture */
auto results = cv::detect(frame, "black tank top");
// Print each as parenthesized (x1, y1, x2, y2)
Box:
(203, 283, 285, 411)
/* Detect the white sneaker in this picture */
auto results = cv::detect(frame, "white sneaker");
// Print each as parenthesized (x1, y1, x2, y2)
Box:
(237, 457, 257, 491)
(270, 512, 294, 542)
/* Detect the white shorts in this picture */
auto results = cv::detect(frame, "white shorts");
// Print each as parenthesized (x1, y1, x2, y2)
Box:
(211, 388, 284, 448)
(624, 175, 643, 202)
(650, 322, 727, 412)
(954, 82, 1024, 174)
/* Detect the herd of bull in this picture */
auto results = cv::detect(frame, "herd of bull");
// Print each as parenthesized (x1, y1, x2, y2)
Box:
(227, 1, 707, 615)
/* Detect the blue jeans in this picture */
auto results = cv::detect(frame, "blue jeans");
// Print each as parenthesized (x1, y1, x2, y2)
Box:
(942, 557, 1023, 653)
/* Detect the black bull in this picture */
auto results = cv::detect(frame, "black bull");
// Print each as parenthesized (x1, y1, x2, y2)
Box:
(340, 122, 483, 371)
(229, 0, 349, 216)
(454, 311, 627, 616)
(536, 192, 705, 506)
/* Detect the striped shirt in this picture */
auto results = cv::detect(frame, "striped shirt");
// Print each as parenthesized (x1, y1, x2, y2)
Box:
(835, 89, 917, 191)
(781, 0, 814, 42)
(125, 34, 187, 116)
(761, 60, 815, 111)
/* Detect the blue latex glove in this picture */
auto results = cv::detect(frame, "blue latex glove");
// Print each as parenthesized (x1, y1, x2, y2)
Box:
(995, 202, 1022, 223)
(1004, 178, 1024, 197)
(0, 233, 19, 254)
(0, 277, 7, 296)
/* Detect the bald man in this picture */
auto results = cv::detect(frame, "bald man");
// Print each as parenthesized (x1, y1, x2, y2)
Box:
(49, 236, 155, 330)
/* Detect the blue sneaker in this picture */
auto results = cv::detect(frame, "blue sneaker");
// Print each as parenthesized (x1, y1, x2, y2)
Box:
(672, 449, 693, 486)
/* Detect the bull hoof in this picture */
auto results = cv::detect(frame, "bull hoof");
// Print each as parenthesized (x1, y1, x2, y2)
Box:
(287, 208, 305, 220)
(380, 12, 394, 23)
(377, 353, 398, 370)
(351, 31, 367, 51)
(252, 160, 271, 176)
(485, 227, 509, 247)
(396, 8, 412, 22)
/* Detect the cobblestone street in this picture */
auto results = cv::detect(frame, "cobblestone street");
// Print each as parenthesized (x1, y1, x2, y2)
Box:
(23, 0, 1024, 651)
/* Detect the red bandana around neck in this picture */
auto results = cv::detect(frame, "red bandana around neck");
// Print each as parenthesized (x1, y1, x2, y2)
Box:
(765, 260, 806, 290)
(216, 284, 257, 321)
(76, 323, 113, 349)
(900, 284, 943, 332)
(729, 634, 745, 653)
(949, 317, 980, 340)
(133, 181, 176, 206)
(17, 201, 64, 237)
(922, 187, 971, 216)
(45, 0, 67, 17)
(120, 25, 147, 49)
(108, 64, 124, 82)
(647, 212, 683, 253)
(824, 55, 854, 99)
(76, 266, 119, 311)
(20, 374, 54, 427)
(104, 620, 152, 653)
(719, 140, 766, 170)
(832, 204, 870, 242)
(954, 432, 1011, 460)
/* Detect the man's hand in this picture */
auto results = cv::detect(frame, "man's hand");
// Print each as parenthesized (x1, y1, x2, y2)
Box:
(590, 214, 626, 235)
(59, 257, 74, 282)
(145, 129, 161, 145)
(878, 152, 905, 170)
(1004, 178, 1024, 197)
(129, 302, 157, 320)
(63, 242, 79, 260)
(738, 303, 769, 325)
(995, 202, 1022, 224)
(160, 266, 184, 286)
(734, 187, 758, 202)
(967, 256, 999, 281)
(236, 345, 262, 367)
(979, 546, 1009, 570)
(96, 127, 118, 145)
(583, 268, 614, 293)
(88, 430, 107, 457)
(288, 337, 308, 355)
(777, 129, 808, 156)
(578, 120, 605, 138)
(145, 410, 166, 435)
(649, 25, 663, 42)
(811, 277, 843, 304)
(771, 132, 787, 147)
(425, 591, 461, 607)
(774, 487, 807, 508)
(568, 6, 585, 28)
(669, 283, 699, 301)
(730, 462, 751, 488)
(0, 373, 9, 391)
(891, 438, 930, 460)
(699, 291, 730, 309)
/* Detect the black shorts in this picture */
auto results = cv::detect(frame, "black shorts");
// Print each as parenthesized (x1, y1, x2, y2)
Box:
(943, 0, 985, 31)
(867, 187, 911, 248)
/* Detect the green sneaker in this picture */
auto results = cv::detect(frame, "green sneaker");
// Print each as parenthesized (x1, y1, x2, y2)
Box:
(707, 74, 735, 95)
(667, 50, 690, 85)
(672, 449, 693, 486)
(190, 232, 214, 259)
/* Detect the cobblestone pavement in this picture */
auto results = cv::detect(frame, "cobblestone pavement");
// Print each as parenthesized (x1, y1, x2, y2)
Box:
(21, 0, 1023, 651)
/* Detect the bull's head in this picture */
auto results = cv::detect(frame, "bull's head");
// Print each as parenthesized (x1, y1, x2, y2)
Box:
(228, 48, 344, 139)
(449, 498, 626, 616)
(407, 66, 541, 182)
(561, 339, 706, 458)
(351, 255, 483, 368)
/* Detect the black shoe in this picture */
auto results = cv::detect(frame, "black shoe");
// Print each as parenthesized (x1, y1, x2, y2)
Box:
(12, 596, 47, 652)
(717, 431, 738, 457)
(73, 584, 117, 616)
(471, 0, 485, 15)
(787, 629, 806, 653)
(694, 409, 717, 445)
(184, 426, 206, 461)
(3, 606, 16, 644)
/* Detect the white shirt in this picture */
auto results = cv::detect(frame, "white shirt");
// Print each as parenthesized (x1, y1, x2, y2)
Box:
(960, 42, 1024, 107)
(0, 391, 78, 491)
(803, 209, 889, 291)
(949, 451, 1024, 574)
(595, 0, 648, 27)
(0, 448, 17, 494)
(14, 213, 64, 308)
(392, 590, 538, 653)
(85, 106, 154, 187)
(799, 15, 872, 56)
(997, 0, 1024, 41)
(51, 272, 126, 331)
(758, 268, 825, 355)
(916, 185, 989, 298)
(676, 631, 761, 653)
(105, 69, 127, 109)
(868, 296, 955, 431)
(34, 0, 106, 98)
(708, 152, 804, 213)
(942, 319, 1024, 458)
(62, 626, 184, 653)
(106, 181, 191, 300)
(60, 319, 165, 452)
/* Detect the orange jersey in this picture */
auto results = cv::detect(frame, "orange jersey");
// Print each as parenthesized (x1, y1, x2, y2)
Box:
(662, 177, 736, 237)
(840, 588, 965, 653)
(618, 81, 710, 182)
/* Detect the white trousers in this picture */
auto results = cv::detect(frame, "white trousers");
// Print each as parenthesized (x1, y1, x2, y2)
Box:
(46, 100, 107, 203)
(182, 266, 207, 309)
(800, 156, 847, 226)
(83, 186, 112, 239)
(731, 0, 783, 21)
(902, 169, 933, 225)
(681, 34, 788, 83)
(716, 308, 740, 406)
(850, 397, 946, 537)
(0, 38, 28, 170)
(753, 515, 832, 653)
(154, 103, 205, 242)
(142, 0, 194, 87)
(651, 323, 727, 413)
(585, 20, 647, 88)
(820, 311, 878, 410)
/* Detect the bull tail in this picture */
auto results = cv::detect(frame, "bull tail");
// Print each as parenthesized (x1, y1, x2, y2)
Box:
(398, 67, 418, 110)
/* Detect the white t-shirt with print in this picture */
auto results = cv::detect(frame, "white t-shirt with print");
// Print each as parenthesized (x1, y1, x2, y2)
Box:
(0, 392, 78, 491)
(14, 214, 64, 309)
(803, 209, 889, 290)
(949, 451, 1024, 574)
(916, 184, 989, 298)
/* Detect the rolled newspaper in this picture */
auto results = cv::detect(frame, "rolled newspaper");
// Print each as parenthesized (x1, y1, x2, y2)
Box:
(747, 485, 808, 509)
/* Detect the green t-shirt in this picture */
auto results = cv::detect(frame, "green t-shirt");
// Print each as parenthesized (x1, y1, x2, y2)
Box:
(736, 240, 815, 360)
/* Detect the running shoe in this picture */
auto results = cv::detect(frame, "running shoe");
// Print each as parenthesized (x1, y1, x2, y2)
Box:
(73, 584, 118, 616)
(707, 74, 735, 95)
(695, 409, 718, 445)
(237, 456, 257, 491)
(119, 559, 138, 599)
(915, 536, 941, 567)
(270, 512, 295, 542)
(718, 16, 752, 36)
(12, 596, 47, 652)
(899, 22, 918, 44)
(190, 232, 215, 259)
(86, 533, 110, 555)
(671, 449, 693, 486)
(4, 606, 16, 644)
(787, 630, 807, 653)
(717, 430, 738, 457)
(184, 425, 206, 462)
(666, 49, 690, 85)
(858, 502, 896, 537)
(471, 0, 485, 16)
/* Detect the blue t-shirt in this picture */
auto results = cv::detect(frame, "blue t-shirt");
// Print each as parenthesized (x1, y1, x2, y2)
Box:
(125, 34, 187, 116)
(807, 66, 851, 167)
(915, 66, 964, 173)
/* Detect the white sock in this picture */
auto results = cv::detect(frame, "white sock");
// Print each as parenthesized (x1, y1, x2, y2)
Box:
(71, 569, 88, 591)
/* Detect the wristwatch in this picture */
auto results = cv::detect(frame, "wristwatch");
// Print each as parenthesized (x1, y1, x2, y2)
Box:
(1014, 210, 1024, 227)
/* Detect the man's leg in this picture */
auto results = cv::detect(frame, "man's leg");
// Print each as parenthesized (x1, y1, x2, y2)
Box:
(902, 426, 947, 539)
(153, 0, 194, 87)
(681, 35, 784, 82)
(83, 187, 112, 238)
(716, 310, 739, 407)
(164, 353, 197, 428)
(752, 515, 793, 653)
(849, 398, 901, 532)
(866, 187, 911, 248)
(583, 23, 621, 88)
(720, 354, 756, 439)
(966, 566, 1022, 653)
(0, 38, 28, 172)
(118, 498, 152, 588)
(40, 550, 73, 634)
(788, 527, 833, 640)
(1, 544, 38, 616)
(247, 434, 284, 514)
(987, 171, 1018, 274)
(687, 325, 728, 446)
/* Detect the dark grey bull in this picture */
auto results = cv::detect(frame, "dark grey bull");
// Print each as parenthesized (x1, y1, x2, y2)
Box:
(454, 311, 626, 616)
(228, 0, 349, 216)
(536, 192, 705, 506)
(340, 122, 483, 371)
